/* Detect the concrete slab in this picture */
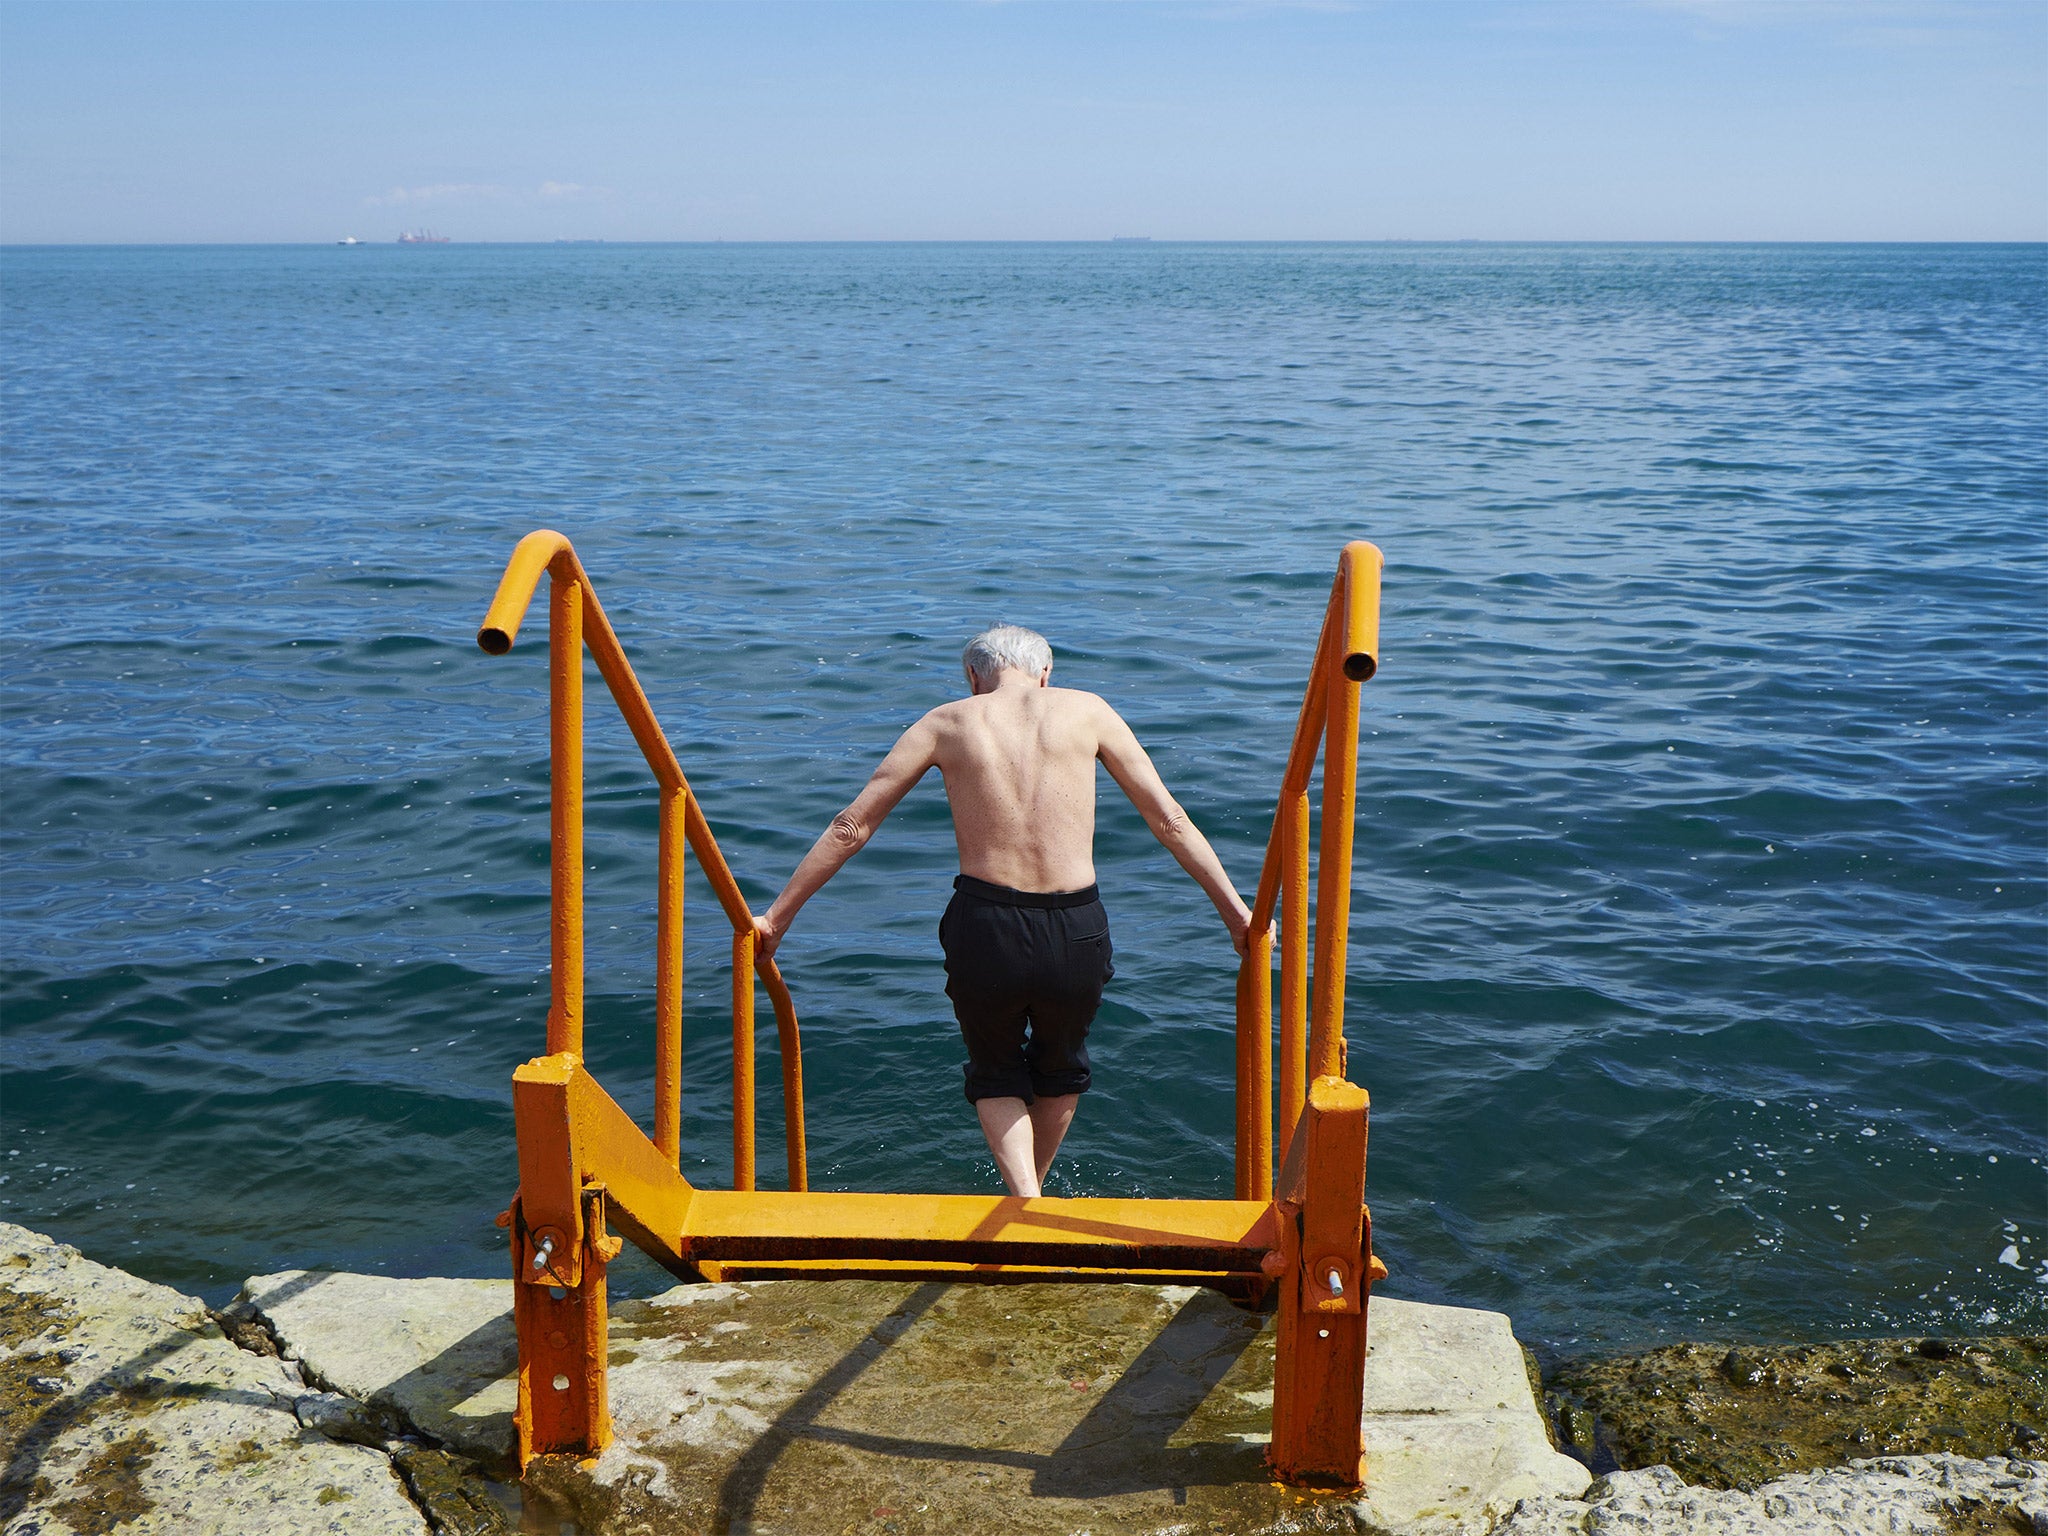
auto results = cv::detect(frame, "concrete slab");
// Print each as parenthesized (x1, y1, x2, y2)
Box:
(235, 1271, 517, 1472)
(241, 1269, 1587, 1535)
(1352, 1301, 1592, 1535)
(0, 1223, 431, 1536)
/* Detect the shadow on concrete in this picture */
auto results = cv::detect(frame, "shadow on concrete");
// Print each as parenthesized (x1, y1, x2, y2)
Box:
(710, 1284, 1265, 1531)
(711, 1281, 952, 1533)
(334, 1306, 518, 1472)
(0, 1266, 335, 1522)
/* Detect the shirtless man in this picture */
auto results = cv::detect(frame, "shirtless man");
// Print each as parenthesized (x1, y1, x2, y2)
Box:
(753, 624, 1258, 1198)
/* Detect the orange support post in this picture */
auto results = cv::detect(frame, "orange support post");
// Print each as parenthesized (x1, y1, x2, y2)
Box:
(510, 1188, 619, 1465)
(1309, 646, 1358, 1078)
(1309, 542, 1380, 1079)
(1279, 788, 1310, 1166)
(1234, 927, 1273, 1199)
(548, 571, 584, 1060)
(732, 928, 757, 1192)
(655, 786, 685, 1164)
(760, 958, 808, 1191)
(1269, 1075, 1372, 1487)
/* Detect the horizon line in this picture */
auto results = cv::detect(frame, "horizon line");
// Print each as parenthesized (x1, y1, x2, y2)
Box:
(5, 237, 2046, 249)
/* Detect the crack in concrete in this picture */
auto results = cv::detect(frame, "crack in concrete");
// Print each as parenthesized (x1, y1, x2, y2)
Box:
(212, 1285, 511, 1534)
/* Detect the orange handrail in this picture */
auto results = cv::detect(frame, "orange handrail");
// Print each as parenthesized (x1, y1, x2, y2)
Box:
(478, 530, 808, 1192)
(1235, 541, 1382, 1196)
(489, 534, 1384, 1488)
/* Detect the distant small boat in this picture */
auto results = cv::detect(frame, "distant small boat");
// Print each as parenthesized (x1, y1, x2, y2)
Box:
(337, 236, 361, 246)
(398, 230, 450, 245)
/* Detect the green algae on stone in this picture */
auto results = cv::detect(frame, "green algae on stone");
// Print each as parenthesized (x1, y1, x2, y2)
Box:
(0, 1280, 71, 1354)
(391, 1444, 513, 1536)
(1544, 1335, 2048, 1489)
(0, 1346, 73, 1458)
(45, 1429, 158, 1536)
(219, 1436, 273, 1470)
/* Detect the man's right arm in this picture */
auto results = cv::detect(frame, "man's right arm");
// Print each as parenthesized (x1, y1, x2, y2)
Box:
(754, 714, 942, 959)
(1091, 698, 1260, 955)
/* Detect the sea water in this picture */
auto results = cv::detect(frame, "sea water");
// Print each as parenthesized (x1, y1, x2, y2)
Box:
(2, 242, 2042, 1352)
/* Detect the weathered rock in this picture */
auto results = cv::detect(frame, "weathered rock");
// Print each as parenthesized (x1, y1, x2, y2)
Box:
(0, 1222, 429, 1535)
(1543, 1335, 2048, 1488)
(291, 1390, 394, 1449)
(1349, 1301, 1591, 1534)
(1494, 1451, 2048, 1535)
(246, 1266, 1583, 1535)
(233, 1271, 516, 1472)
(389, 1445, 513, 1536)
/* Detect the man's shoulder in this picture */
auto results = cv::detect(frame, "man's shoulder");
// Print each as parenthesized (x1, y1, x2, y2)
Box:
(1045, 684, 1111, 709)
(1046, 686, 1121, 723)
(918, 696, 979, 726)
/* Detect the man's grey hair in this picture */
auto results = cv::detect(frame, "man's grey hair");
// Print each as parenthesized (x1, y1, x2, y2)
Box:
(962, 624, 1053, 687)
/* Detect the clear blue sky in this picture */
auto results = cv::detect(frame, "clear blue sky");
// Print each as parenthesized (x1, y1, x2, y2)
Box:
(2, 1, 2042, 243)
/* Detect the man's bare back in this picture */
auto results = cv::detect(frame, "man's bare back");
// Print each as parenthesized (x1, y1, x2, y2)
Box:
(924, 684, 1103, 892)
(754, 625, 1256, 1197)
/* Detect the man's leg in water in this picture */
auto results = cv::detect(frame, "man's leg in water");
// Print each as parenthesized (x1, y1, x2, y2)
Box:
(976, 1098, 1039, 1195)
(1028, 1094, 1077, 1185)
(974, 1094, 1079, 1197)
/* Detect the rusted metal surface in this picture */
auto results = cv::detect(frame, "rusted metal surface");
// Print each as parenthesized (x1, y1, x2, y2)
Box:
(760, 957, 808, 1191)
(703, 1257, 1269, 1297)
(510, 1187, 621, 1466)
(1269, 1075, 1372, 1487)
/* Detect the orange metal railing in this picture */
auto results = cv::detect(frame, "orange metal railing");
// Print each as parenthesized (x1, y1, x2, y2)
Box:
(478, 530, 808, 1192)
(1234, 540, 1383, 1198)
(478, 531, 1384, 1487)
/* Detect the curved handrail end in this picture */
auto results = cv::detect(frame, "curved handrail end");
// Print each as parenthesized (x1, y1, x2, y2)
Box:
(1337, 540, 1384, 686)
(477, 529, 575, 654)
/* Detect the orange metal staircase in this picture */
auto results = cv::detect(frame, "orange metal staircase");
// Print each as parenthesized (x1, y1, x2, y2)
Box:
(476, 530, 1386, 1486)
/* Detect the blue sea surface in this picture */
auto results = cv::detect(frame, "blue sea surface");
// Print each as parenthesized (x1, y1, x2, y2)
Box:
(2, 242, 2043, 1353)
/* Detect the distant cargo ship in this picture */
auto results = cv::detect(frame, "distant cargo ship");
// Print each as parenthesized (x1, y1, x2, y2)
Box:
(397, 230, 450, 244)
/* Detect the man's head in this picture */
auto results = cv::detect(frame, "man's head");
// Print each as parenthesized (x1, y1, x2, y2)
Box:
(962, 624, 1053, 693)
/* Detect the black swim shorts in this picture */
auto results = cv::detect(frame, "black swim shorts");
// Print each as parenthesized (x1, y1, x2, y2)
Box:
(939, 873, 1114, 1103)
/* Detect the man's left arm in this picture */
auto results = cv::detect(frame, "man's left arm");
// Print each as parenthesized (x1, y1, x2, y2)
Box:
(754, 715, 941, 958)
(1093, 699, 1261, 955)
